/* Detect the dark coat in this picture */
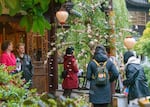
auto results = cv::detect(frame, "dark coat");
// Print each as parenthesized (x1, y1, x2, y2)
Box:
(16, 54, 33, 82)
(62, 55, 79, 89)
(86, 50, 119, 104)
(123, 56, 150, 100)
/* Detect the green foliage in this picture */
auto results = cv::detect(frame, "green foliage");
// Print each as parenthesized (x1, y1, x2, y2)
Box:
(143, 65, 150, 88)
(20, 15, 32, 32)
(0, 65, 89, 107)
(57, 0, 110, 70)
(112, 0, 131, 51)
(0, 66, 11, 84)
(55, 0, 66, 3)
(56, 0, 130, 72)
(0, 65, 28, 106)
(0, 0, 52, 35)
(134, 22, 150, 57)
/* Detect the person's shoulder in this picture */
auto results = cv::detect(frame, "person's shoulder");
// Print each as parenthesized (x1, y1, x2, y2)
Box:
(88, 59, 95, 65)
(24, 54, 30, 57)
(1, 52, 7, 56)
(1, 52, 8, 58)
(127, 63, 141, 70)
(106, 59, 113, 65)
(24, 54, 31, 60)
(105, 59, 116, 70)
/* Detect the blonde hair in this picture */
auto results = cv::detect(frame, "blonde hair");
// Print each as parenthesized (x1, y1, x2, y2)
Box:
(16, 43, 25, 49)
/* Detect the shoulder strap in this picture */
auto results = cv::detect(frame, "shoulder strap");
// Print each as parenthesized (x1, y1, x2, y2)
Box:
(93, 59, 107, 67)
(92, 59, 108, 79)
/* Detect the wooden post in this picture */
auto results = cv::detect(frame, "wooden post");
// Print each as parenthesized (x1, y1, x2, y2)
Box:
(108, 0, 117, 106)
(46, 0, 60, 94)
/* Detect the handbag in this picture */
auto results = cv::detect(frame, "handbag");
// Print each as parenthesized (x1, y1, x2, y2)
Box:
(61, 70, 68, 79)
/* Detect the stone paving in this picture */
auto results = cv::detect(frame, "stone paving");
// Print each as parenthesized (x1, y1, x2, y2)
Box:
(56, 84, 142, 107)
(56, 84, 89, 98)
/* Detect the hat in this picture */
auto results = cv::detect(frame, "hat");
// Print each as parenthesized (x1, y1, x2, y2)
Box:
(124, 51, 134, 64)
(66, 47, 74, 54)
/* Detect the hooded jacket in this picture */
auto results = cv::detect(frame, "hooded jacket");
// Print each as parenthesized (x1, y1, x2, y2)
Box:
(62, 54, 79, 89)
(123, 56, 150, 100)
(86, 49, 119, 104)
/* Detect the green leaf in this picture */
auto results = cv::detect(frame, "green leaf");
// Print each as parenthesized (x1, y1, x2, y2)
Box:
(44, 20, 51, 30)
(33, 0, 40, 5)
(9, 8, 18, 16)
(41, 17, 51, 30)
(31, 16, 51, 35)
(20, 16, 32, 32)
(23, 99, 34, 105)
(4, 0, 19, 9)
(21, 0, 34, 10)
(31, 17, 39, 33)
(4, 0, 21, 16)
(37, 18, 45, 35)
(58, 0, 66, 3)
(39, 0, 50, 11)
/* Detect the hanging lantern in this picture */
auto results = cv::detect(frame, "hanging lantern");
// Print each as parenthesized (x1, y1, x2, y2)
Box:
(56, 10, 69, 25)
(124, 36, 136, 50)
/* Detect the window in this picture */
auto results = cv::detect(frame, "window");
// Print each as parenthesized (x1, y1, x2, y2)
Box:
(129, 11, 147, 25)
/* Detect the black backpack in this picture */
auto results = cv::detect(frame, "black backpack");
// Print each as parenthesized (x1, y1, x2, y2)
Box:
(93, 59, 109, 86)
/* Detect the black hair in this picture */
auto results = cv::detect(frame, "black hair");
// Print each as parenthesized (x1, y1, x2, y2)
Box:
(1, 40, 12, 51)
(124, 51, 134, 64)
(66, 46, 74, 54)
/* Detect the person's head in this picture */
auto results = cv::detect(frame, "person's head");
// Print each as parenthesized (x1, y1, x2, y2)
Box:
(95, 45, 107, 54)
(123, 51, 134, 64)
(16, 43, 25, 54)
(1, 40, 13, 52)
(93, 45, 108, 62)
(66, 46, 74, 55)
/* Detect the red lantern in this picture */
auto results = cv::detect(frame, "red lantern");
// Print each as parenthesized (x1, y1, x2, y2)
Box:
(56, 10, 69, 25)
(124, 36, 136, 50)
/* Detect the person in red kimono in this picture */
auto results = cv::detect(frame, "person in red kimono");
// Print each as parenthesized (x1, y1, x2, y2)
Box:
(62, 47, 79, 98)
(0, 40, 16, 73)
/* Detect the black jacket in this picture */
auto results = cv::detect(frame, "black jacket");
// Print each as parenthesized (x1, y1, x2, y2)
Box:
(17, 54, 33, 82)
(86, 49, 119, 104)
(123, 56, 150, 100)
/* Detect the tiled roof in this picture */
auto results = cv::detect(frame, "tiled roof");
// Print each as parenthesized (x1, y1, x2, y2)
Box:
(126, 0, 150, 8)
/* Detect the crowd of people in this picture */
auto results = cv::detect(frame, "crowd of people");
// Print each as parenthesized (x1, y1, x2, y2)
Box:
(62, 45, 150, 107)
(0, 40, 150, 107)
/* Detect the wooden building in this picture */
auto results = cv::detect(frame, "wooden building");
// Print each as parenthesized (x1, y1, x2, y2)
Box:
(0, 1, 59, 94)
(126, 0, 150, 35)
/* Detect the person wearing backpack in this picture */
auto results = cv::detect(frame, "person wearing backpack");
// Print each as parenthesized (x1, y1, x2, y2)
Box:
(16, 43, 33, 88)
(123, 51, 150, 106)
(86, 45, 119, 107)
(62, 47, 79, 98)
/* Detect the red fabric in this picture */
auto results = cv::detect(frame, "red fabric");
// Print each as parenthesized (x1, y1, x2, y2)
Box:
(62, 55, 79, 89)
(0, 52, 16, 66)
